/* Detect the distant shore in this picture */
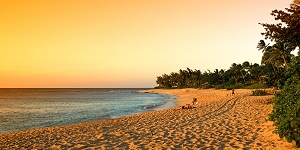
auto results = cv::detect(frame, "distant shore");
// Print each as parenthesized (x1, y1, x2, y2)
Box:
(0, 89, 297, 149)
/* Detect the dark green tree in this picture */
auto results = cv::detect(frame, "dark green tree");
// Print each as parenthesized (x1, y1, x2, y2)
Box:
(248, 63, 266, 84)
(259, 2, 300, 51)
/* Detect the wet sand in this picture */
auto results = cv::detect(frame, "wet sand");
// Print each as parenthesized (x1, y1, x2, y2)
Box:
(0, 88, 297, 149)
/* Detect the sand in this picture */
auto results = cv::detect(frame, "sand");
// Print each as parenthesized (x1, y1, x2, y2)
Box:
(0, 88, 298, 149)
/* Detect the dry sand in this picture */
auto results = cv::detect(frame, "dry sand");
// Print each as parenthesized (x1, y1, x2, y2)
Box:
(0, 88, 298, 149)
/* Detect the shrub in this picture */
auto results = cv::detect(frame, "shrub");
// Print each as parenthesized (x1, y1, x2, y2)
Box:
(251, 89, 268, 96)
(269, 75, 300, 147)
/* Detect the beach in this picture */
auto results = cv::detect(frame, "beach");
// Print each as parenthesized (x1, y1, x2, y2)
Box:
(0, 88, 297, 149)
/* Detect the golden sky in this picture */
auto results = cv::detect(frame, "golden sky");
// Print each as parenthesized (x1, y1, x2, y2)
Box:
(0, 0, 292, 88)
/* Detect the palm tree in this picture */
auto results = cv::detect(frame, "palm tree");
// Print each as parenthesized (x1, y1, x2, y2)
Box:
(227, 63, 243, 84)
(259, 41, 296, 70)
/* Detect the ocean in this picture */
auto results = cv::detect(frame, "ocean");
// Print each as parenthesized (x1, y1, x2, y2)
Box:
(0, 88, 177, 134)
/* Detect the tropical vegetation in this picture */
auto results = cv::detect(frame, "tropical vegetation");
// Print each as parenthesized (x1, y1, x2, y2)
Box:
(265, 1, 300, 147)
(155, 63, 272, 89)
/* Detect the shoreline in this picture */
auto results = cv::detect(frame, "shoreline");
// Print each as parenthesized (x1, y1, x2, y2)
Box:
(1, 88, 298, 149)
(145, 92, 178, 111)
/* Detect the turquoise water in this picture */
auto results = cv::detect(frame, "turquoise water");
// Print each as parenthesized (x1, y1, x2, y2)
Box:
(0, 88, 176, 134)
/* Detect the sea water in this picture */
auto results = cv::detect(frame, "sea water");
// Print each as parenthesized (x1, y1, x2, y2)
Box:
(0, 88, 176, 134)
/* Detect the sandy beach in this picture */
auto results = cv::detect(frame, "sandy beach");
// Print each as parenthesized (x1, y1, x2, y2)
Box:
(0, 88, 297, 149)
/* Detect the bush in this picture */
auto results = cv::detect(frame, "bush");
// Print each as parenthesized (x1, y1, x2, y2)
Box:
(269, 75, 300, 147)
(251, 89, 268, 96)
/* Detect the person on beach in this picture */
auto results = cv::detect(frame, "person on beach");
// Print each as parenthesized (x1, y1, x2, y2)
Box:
(192, 97, 198, 105)
(179, 104, 192, 109)
(232, 89, 235, 95)
(177, 98, 198, 110)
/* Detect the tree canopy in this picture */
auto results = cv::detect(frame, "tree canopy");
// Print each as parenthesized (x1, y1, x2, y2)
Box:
(259, 1, 300, 50)
(156, 62, 270, 89)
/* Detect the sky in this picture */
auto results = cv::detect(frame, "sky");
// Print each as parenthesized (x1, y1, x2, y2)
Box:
(0, 0, 293, 88)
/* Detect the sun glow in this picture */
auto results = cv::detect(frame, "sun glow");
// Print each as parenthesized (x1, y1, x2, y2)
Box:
(0, 0, 292, 88)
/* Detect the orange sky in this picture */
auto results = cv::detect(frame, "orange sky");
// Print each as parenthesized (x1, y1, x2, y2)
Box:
(0, 0, 292, 88)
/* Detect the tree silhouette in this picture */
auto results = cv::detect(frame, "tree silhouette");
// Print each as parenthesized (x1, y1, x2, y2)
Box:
(259, 2, 300, 51)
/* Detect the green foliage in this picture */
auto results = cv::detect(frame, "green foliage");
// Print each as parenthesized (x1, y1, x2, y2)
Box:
(257, 2, 300, 90)
(259, 41, 295, 70)
(251, 89, 267, 96)
(156, 62, 275, 89)
(269, 58, 300, 147)
(259, 2, 300, 147)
